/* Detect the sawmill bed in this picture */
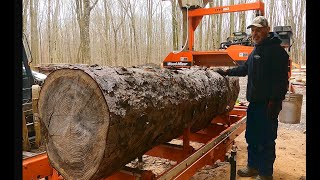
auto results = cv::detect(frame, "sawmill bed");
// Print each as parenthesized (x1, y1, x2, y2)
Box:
(23, 105, 247, 180)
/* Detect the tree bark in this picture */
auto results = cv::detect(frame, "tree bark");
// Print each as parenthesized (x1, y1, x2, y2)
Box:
(38, 65, 240, 180)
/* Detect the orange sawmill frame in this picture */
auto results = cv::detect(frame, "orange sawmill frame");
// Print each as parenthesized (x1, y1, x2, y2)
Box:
(187, 1, 264, 51)
(23, 105, 247, 180)
(163, 1, 265, 68)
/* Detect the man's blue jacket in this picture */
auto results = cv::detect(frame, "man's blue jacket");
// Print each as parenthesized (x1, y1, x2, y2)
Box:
(226, 32, 289, 103)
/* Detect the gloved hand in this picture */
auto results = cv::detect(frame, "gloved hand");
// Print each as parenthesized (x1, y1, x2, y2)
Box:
(267, 100, 282, 119)
(216, 68, 228, 76)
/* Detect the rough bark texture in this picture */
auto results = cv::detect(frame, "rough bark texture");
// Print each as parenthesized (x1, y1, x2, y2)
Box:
(38, 64, 240, 180)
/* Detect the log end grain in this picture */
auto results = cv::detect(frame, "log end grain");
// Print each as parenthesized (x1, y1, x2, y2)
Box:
(38, 69, 110, 180)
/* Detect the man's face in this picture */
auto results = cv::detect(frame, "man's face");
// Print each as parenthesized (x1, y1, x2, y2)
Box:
(251, 26, 270, 44)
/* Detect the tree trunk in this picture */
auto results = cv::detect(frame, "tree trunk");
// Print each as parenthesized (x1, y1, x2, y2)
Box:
(269, 0, 274, 30)
(239, 0, 246, 33)
(172, 0, 179, 50)
(52, 0, 60, 63)
(146, 0, 153, 63)
(198, 21, 203, 50)
(47, 0, 52, 63)
(30, 0, 40, 66)
(23, 0, 29, 34)
(103, 0, 110, 65)
(229, 0, 234, 36)
(216, 0, 223, 48)
(119, 0, 140, 63)
(75, 0, 99, 64)
(38, 65, 240, 180)
(209, 2, 217, 49)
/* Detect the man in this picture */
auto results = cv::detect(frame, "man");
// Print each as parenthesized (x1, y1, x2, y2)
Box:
(216, 16, 289, 180)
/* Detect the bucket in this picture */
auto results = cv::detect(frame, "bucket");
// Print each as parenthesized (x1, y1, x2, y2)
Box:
(278, 93, 303, 124)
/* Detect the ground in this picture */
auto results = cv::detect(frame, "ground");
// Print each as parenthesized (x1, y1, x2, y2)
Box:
(191, 77, 306, 180)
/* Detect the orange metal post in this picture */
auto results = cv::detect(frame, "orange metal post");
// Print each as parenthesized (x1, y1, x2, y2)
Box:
(183, 128, 194, 154)
(188, 18, 194, 51)
(23, 153, 53, 180)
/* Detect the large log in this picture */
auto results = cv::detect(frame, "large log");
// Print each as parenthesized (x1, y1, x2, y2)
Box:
(38, 64, 240, 180)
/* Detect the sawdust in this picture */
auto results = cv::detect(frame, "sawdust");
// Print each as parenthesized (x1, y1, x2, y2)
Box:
(126, 155, 177, 176)
(125, 139, 204, 176)
(168, 139, 204, 150)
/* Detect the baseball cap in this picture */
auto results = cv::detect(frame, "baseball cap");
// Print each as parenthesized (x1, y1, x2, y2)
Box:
(247, 16, 269, 29)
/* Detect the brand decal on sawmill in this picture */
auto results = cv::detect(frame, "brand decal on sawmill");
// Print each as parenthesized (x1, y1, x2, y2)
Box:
(164, 62, 191, 66)
(239, 52, 248, 57)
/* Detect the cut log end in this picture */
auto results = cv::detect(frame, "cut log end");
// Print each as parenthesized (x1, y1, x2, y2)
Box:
(38, 69, 110, 180)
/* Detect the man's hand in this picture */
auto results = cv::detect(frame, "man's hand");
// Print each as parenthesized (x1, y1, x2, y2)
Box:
(216, 68, 227, 76)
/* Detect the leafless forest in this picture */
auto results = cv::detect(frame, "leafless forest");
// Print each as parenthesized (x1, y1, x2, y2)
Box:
(23, 0, 306, 68)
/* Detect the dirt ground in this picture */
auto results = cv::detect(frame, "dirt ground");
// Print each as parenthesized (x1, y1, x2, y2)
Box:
(191, 77, 306, 180)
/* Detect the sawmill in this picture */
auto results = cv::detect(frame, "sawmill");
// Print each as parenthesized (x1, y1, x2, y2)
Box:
(22, 0, 294, 179)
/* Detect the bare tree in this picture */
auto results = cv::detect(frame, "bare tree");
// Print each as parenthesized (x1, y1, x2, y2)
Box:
(119, 0, 140, 63)
(172, 0, 179, 50)
(145, 0, 160, 63)
(216, 0, 223, 49)
(159, 2, 166, 62)
(229, 0, 235, 36)
(75, 0, 99, 64)
(107, 1, 125, 65)
(292, 0, 305, 65)
(30, 0, 40, 66)
(47, 0, 60, 63)
(204, 15, 211, 50)
(102, 0, 111, 65)
(197, 21, 203, 50)
(208, 2, 217, 50)
(298, 0, 306, 65)
(120, 9, 130, 66)
(268, 0, 275, 29)
(23, 0, 29, 34)
(239, 0, 246, 32)
(23, 0, 305, 67)
(70, 3, 79, 64)
(47, 0, 51, 63)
